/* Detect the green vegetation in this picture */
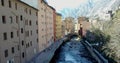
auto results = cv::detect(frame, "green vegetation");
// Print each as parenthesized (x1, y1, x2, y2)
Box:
(86, 9, 120, 63)
(102, 10, 120, 63)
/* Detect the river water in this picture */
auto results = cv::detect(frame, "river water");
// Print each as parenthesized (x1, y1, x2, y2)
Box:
(51, 37, 97, 63)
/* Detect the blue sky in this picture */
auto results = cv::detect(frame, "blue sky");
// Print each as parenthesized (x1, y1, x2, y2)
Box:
(21, 0, 97, 18)
(21, 0, 117, 18)
(47, 0, 90, 11)
(21, 0, 38, 8)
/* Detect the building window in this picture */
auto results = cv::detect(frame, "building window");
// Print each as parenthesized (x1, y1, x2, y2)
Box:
(22, 40, 24, 46)
(22, 52, 24, 58)
(25, 31, 29, 37)
(29, 20, 32, 26)
(26, 43, 30, 48)
(21, 28, 23, 33)
(41, 15, 43, 17)
(25, 20, 27, 25)
(31, 30, 32, 36)
(11, 47, 14, 54)
(42, 36, 44, 38)
(36, 21, 38, 25)
(29, 9, 31, 15)
(36, 12, 37, 16)
(36, 29, 38, 34)
(30, 41, 32, 46)
(16, 16, 18, 23)
(3, 32, 7, 40)
(17, 45, 20, 51)
(28, 43, 30, 47)
(20, 15, 23, 21)
(4, 49, 8, 57)
(42, 29, 44, 31)
(25, 8, 28, 13)
(9, 0, 11, 8)
(17, 31, 19, 37)
(26, 44, 27, 48)
(37, 38, 38, 43)
(10, 16, 13, 23)
(1, 0, 4, 6)
(15, 3, 17, 10)
(25, 20, 28, 25)
(11, 32, 13, 38)
(2, 16, 6, 24)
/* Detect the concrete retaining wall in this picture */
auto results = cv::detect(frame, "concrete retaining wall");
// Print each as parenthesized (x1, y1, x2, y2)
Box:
(82, 40, 108, 63)
(27, 37, 68, 63)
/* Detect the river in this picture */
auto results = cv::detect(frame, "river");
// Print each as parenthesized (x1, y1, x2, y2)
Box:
(50, 37, 97, 63)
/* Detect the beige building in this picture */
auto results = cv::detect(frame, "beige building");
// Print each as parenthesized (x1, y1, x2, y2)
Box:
(78, 17, 90, 36)
(74, 23, 80, 33)
(64, 17, 74, 35)
(62, 21, 66, 37)
(0, 0, 39, 63)
(38, 0, 54, 52)
(55, 13, 62, 40)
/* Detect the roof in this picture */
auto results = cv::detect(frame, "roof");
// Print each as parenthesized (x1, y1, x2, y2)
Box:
(41, 0, 56, 11)
(56, 13, 62, 16)
(42, 0, 48, 4)
(18, 0, 38, 11)
(48, 5, 56, 10)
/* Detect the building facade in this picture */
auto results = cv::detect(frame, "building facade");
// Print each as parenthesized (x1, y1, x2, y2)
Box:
(62, 21, 66, 37)
(78, 17, 90, 36)
(53, 8, 56, 41)
(55, 13, 62, 40)
(0, 0, 39, 63)
(38, 0, 54, 52)
(74, 22, 80, 33)
(64, 17, 74, 35)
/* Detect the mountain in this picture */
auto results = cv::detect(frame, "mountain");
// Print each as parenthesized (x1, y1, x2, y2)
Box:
(89, 0, 120, 18)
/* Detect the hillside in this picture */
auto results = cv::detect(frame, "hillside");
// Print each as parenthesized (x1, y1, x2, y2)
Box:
(102, 9, 120, 63)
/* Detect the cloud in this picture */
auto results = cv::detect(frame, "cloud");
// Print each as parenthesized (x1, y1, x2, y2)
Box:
(46, 0, 88, 11)
(21, 0, 116, 18)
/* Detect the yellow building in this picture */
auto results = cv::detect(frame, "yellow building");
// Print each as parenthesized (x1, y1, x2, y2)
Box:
(55, 13, 62, 40)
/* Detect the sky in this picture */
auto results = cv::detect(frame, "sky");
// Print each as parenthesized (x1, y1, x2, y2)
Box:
(46, 0, 97, 18)
(21, 0, 93, 11)
(46, 0, 89, 11)
(21, 0, 38, 8)
(21, 0, 119, 18)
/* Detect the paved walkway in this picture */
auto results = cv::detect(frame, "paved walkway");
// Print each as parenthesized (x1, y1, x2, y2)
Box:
(28, 39, 64, 63)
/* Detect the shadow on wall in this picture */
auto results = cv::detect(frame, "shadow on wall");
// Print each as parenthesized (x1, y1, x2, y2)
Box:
(84, 29, 110, 46)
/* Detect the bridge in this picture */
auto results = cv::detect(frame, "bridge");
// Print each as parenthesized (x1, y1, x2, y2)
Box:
(28, 34, 108, 63)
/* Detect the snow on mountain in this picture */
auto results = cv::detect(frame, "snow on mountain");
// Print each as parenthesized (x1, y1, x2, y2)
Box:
(20, 0, 120, 20)
(89, 0, 120, 19)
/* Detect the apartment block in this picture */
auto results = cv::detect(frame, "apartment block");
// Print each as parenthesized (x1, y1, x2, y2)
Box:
(53, 8, 56, 41)
(78, 17, 90, 36)
(38, 0, 54, 52)
(64, 17, 74, 34)
(0, 0, 39, 63)
(62, 21, 66, 37)
(55, 13, 62, 40)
